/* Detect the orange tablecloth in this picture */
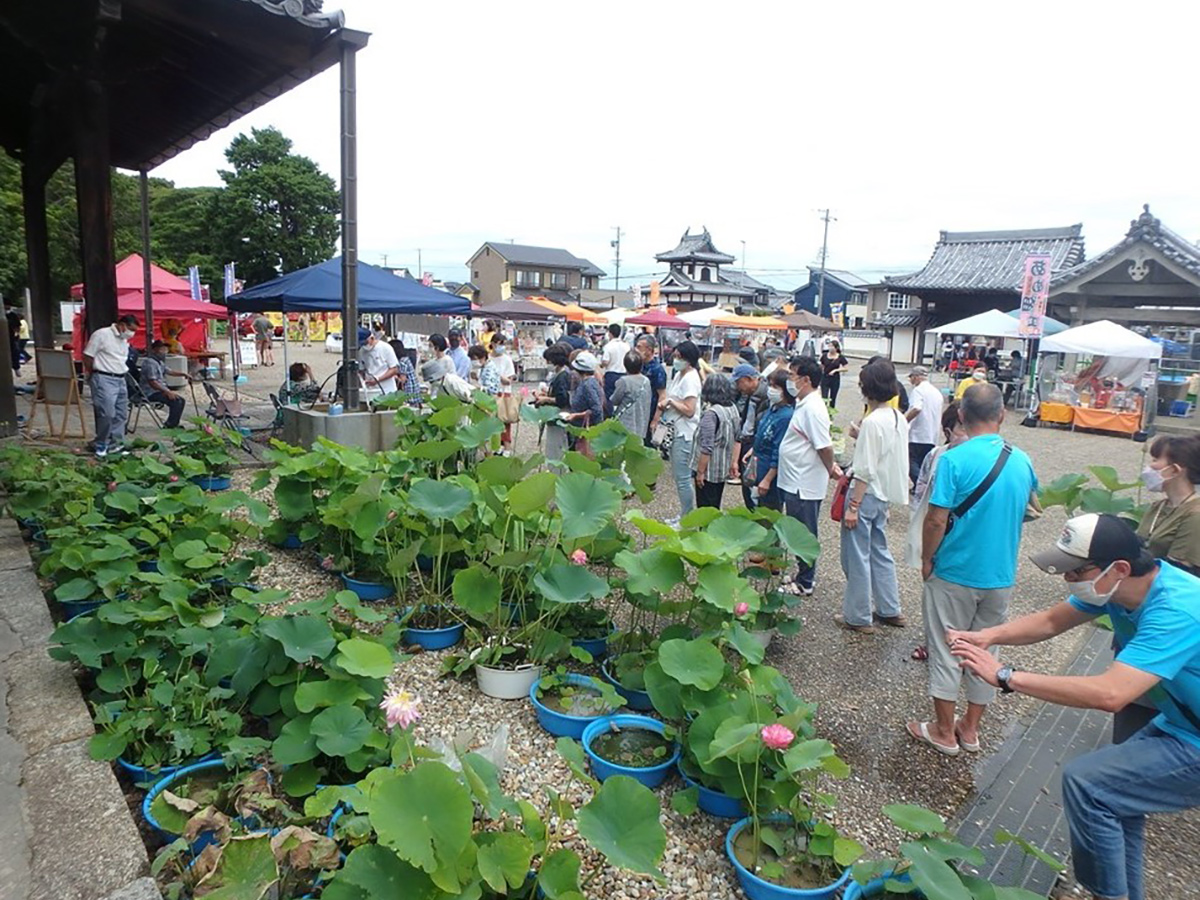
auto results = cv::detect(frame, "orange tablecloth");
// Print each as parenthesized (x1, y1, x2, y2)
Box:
(1072, 407, 1141, 435)
(1039, 402, 1074, 424)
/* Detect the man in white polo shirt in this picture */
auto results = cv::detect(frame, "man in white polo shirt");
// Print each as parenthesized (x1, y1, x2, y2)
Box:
(600, 323, 630, 414)
(777, 356, 842, 594)
(83, 314, 139, 457)
(906, 366, 944, 488)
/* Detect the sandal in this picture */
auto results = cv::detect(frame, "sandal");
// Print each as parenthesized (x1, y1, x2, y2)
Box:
(906, 720, 960, 756)
(911, 645, 928, 661)
(778, 582, 803, 596)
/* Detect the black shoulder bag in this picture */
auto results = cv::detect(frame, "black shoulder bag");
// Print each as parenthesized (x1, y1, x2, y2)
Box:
(944, 442, 1012, 536)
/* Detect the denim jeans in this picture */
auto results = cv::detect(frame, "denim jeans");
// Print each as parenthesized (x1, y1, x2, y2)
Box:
(1062, 723, 1200, 900)
(670, 434, 696, 516)
(90, 372, 128, 451)
(781, 489, 821, 589)
(146, 389, 186, 428)
(839, 493, 901, 626)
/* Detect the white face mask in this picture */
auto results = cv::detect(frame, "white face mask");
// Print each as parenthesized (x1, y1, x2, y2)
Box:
(1066, 563, 1121, 606)
(118, 328, 132, 341)
(767, 387, 783, 405)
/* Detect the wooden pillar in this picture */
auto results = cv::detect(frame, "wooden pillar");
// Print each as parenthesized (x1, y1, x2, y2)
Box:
(21, 164, 55, 350)
(74, 75, 117, 336)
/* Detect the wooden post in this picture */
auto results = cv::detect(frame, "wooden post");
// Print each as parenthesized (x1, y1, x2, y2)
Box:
(21, 165, 55, 351)
(74, 74, 118, 336)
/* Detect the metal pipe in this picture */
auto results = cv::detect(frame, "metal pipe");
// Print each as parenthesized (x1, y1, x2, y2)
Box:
(140, 170, 153, 350)
(340, 42, 359, 409)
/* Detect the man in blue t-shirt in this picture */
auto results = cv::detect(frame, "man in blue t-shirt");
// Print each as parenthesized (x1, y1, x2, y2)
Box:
(950, 513, 1200, 900)
(908, 383, 1038, 756)
(634, 335, 667, 444)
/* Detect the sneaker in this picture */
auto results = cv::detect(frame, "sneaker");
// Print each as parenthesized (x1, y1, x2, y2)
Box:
(798, 582, 815, 596)
(664, 516, 681, 528)
(94, 447, 108, 458)
(874, 614, 908, 628)
(833, 613, 876, 635)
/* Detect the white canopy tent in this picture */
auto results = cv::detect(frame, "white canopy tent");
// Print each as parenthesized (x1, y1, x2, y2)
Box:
(931, 308, 1024, 339)
(1038, 320, 1162, 359)
(678, 305, 730, 327)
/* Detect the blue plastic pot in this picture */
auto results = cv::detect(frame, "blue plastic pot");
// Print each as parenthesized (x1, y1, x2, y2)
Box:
(843, 872, 913, 899)
(340, 573, 394, 601)
(191, 474, 232, 491)
(599, 660, 653, 711)
(142, 757, 229, 842)
(571, 625, 616, 659)
(529, 674, 616, 739)
(121, 751, 222, 787)
(725, 816, 852, 900)
(679, 765, 745, 818)
(275, 533, 304, 550)
(138, 560, 160, 573)
(400, 608, 465, 650)
(581, 714, 679, 788)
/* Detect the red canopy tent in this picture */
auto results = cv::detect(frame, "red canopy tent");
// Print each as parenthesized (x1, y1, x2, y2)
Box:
(70, 254, 226, 356)
(625, 309, 690, 329)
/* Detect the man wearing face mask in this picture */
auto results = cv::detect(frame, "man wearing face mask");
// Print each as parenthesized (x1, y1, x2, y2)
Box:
(951, 513, 1200, 900)
(83, 314, 139, 457)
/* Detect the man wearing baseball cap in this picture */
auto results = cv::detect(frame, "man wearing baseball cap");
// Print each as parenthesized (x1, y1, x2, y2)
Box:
(905, 366, 944, 487)
(951, 513, 1200, 900)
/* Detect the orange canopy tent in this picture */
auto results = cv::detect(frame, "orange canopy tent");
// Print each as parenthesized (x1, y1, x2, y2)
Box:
(527, 297, 606, 324)
(711, 313, 789, 331)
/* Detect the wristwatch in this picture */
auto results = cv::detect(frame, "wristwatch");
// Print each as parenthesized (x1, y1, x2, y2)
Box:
(996, 665, 1016, 694)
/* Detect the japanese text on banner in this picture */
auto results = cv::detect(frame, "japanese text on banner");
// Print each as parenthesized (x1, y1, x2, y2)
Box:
(1017, 253, 1053, 338)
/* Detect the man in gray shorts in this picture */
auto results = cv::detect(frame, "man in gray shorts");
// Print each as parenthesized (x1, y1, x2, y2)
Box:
(906, 383, 1039, 756)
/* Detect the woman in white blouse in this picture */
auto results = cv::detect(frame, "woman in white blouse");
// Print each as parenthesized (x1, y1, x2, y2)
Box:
(653, 340, 703, 520)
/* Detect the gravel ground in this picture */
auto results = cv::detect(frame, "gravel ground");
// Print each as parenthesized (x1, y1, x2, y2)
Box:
(33, 346, 1198, 897)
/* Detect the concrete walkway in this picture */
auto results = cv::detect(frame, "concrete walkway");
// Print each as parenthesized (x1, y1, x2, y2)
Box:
(0, 517, 149, 900)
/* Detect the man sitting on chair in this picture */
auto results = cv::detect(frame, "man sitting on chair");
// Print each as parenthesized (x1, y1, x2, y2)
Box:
(140, 340, 191, 428)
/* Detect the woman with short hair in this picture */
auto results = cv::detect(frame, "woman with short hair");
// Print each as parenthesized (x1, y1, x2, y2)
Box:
(747, 368, 796, 512)
(693, 373, 739, 508)
(654, 340, 703, 518)
(839, 358, 910, 634)
(535, 342, 573, 464)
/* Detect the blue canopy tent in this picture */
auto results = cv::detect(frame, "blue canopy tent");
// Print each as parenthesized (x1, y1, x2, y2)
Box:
(223, 257, 471, 315)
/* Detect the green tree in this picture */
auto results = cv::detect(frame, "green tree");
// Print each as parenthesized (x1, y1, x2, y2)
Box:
(210, 126, 339, 287)
(0, 153, 26, 303)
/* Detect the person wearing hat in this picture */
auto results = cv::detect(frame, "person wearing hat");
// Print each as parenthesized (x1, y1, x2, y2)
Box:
(906, 365, 944, 488)
(731, 362, 769, 504)
(358, 326, 400, 397)
(951, 512, 1200, 900)
(565, 350, 604, 436)
(954, 365, 987, 401)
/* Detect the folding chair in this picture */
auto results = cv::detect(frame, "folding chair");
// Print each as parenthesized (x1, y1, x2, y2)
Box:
(125, 368, 165, 433)
(269, 393, 285, 440)
(202, 382, 251, 432)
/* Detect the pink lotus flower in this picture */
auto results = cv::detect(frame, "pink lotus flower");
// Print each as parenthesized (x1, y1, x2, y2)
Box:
(386, 509, 397, 521)
(320, 555, 335, 571)
(107, 481, 118, 492)
(570, 549, 588, 566)
(169, 474, 179, 483)
(760, 724, 795, 751)
(203, 424, 215, 436)
(380, 689, 420, 730)
(734, 602, 749, 617)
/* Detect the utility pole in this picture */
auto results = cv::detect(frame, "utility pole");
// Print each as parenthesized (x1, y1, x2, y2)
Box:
(816, 209, 836, 315)
(417, 248, 422, 278)
(381, 253, 388, 268)
(740, 240, 746, 271)
(611, 226, 622, 290)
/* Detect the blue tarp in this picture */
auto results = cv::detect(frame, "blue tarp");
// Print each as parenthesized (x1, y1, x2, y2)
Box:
(1003, 308, 1069, 336)
(222, 257, 471, 315)
(1149, 334, 1189, 355)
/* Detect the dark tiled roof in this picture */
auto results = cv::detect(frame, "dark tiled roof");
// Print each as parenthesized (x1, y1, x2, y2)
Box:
(886, 225, 1085, 293)
(1052, 205, 1200, 288)
(241, 0, 344, 28)
(656, 228, 736, 264)
(476, 243, 607, 277)
(881, 311, 921, 328)
(722, 269, 775, 293)
(649, 269, 755, 297)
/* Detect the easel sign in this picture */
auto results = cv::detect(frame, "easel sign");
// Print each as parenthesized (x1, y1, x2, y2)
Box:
(29, 348, 88, 439)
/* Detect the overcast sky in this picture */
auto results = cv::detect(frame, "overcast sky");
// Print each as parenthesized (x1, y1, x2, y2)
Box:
(151, 0, 1200, 292)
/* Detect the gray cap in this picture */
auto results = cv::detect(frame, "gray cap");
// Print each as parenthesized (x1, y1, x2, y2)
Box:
(731, 363, 760, 381)
(910, 365, 930, 378)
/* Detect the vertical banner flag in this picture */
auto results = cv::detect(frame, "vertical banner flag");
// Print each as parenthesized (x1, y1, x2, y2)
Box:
(188, 266, 202, 301)
(649, 281, 661, 306)
(830, 302, 844, 327)
(223, 263, 236, 299)
(1018, 253, 1053, 338)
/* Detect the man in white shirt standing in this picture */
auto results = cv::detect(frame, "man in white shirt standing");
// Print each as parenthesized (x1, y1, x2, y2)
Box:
(599, 323, 630, 414)
(357, 326, 400, 398)
(82, 314, 139, 458)
(906, 366, 945, 489)
(777, 356, 842, 594)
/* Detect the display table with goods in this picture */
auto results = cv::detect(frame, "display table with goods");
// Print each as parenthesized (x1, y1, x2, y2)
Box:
(1037, 376, 1144, 437)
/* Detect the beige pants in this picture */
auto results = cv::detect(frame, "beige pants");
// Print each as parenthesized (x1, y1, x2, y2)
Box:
(923, 575, 1012, 705)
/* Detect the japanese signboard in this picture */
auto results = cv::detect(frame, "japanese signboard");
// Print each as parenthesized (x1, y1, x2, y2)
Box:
(1017, 254, 1053, 338)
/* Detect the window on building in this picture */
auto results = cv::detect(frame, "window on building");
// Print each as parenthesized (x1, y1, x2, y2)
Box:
(887, 292, 909, 310)
(514, 270, 541, 288)
(473, 270, 479, 280)
(549, 272, 568, 289)
(700, 267, 712, 282)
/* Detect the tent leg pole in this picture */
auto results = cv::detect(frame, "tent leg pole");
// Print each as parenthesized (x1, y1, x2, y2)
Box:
(283, 317, 290, 399)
